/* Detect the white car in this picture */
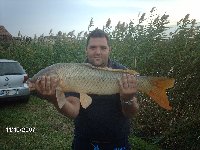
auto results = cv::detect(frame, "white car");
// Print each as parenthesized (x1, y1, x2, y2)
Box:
(0, 59, 30, 102)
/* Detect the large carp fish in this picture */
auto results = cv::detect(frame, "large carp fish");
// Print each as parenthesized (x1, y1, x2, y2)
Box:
(29, 63, 175, 110)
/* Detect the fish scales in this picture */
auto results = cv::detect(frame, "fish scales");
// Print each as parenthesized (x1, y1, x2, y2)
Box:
(59, 63, 121, 95)
(29, 63, 175, 110)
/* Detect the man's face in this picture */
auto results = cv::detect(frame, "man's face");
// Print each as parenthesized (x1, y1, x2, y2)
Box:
(86, 37, 111, 67)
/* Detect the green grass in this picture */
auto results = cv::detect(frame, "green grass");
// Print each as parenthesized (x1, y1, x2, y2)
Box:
(0, 97, 73, 150)
(0, 97, 161, 150)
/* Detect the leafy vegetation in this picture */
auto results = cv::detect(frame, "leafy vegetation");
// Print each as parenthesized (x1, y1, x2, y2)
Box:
(1, 8, 200, 149)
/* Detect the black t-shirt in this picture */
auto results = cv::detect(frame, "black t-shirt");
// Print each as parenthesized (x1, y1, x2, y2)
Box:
(65, 60, 130, 141)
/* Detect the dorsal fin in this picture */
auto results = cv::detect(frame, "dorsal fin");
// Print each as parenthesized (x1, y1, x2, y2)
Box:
(81, 63, 139, 75)
(81, 63, 96, 68)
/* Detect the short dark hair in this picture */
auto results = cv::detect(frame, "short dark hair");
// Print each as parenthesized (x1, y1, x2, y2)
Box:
(86, 29, 110, 47)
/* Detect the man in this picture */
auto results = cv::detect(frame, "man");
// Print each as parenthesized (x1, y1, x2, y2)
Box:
(28, 29, 139, 150)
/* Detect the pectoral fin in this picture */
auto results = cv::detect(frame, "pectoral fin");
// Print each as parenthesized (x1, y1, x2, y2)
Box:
(80, 93, 92, 109)
(55, 87, 66, 109)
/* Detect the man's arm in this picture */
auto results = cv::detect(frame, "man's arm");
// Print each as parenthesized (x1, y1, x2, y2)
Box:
(121, 96, 139, 118)
(28, 76, 80, 119)
(119, 74, 139, 118)
(59, 96, 80, 119)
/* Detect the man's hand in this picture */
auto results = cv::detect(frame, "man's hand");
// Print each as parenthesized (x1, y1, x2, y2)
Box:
(119, 74, 137, 101)
(119, 74, 139, 117)
(28, 76, 80, 118)
(27, 76, 59, 97)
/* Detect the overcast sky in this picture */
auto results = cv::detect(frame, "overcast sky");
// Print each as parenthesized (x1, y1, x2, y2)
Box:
(0, 0, 199, 37)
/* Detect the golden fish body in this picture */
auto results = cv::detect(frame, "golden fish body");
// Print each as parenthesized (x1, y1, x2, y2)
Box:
(30, 63, 175, 110)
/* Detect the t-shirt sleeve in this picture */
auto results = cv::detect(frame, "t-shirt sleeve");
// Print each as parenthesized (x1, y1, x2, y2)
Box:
(111, 61, 127, 70)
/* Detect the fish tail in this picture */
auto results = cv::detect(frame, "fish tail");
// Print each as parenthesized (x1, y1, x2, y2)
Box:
(145, 77, 175, 110)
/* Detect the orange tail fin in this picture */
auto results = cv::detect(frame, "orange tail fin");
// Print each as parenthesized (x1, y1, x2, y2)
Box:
(146, 77, 175, 110)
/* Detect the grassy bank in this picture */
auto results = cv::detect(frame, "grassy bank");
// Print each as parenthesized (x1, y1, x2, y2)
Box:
(0, 97, 73, 149)
(0, 97, 161, 150)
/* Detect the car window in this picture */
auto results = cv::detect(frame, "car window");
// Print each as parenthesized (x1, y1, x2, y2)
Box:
(0, 62, 26, 76)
